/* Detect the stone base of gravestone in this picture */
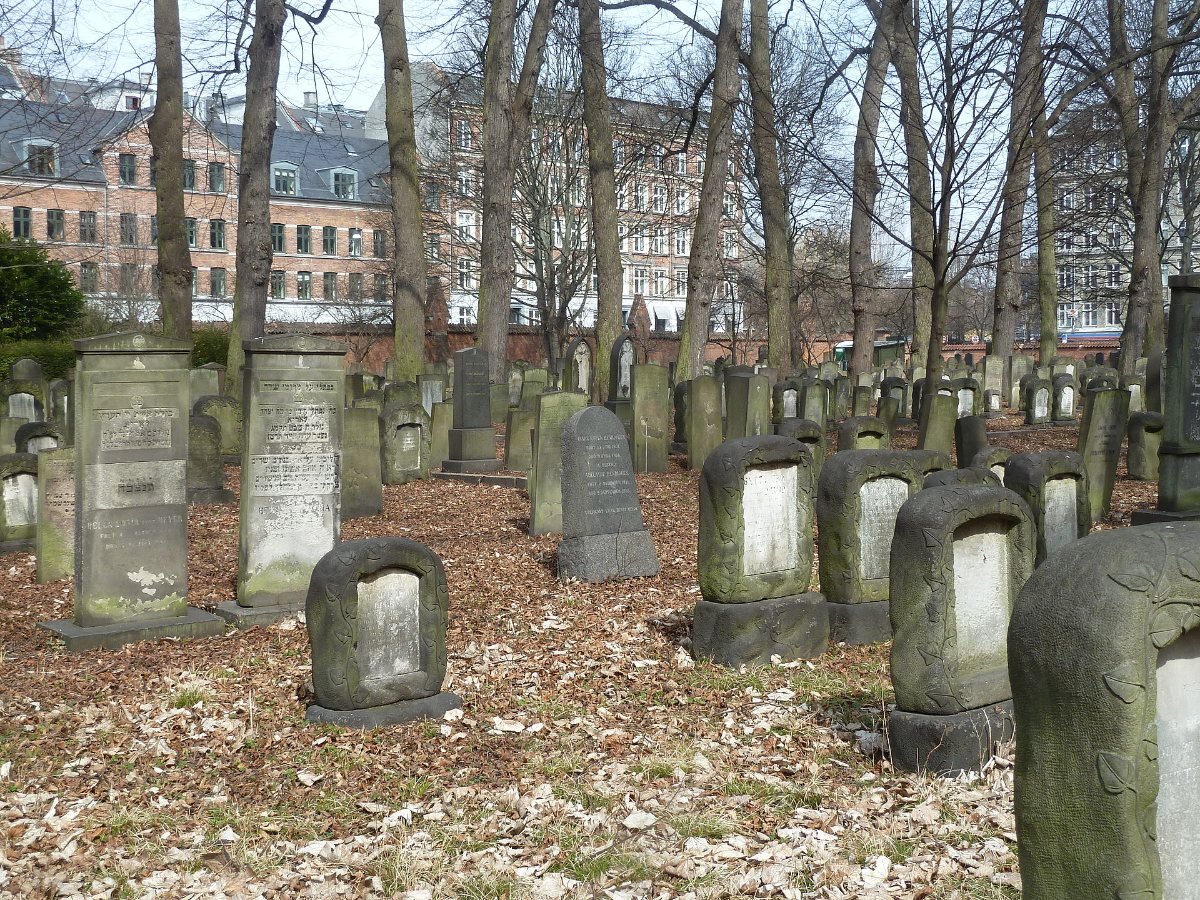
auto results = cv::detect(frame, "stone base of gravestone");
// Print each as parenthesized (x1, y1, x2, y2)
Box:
(888, 700, 1015, 775)
(692, 594, 828, 667)
(670, 441, 687, 454)
(433, 471, 528, 489)
(827, 599, 892, 646)
(558, 531, 659, 583)
(443, 427, 501, 473)
(214, 600, 305, 628)
(307, 691, 462, 728)
(39, 606, 225, 652)
(1130, 507, 1200, 525)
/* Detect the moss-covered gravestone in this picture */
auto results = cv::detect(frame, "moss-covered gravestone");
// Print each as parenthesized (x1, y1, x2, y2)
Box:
(35, 447, 73, 583)
(686, 375, 723, 471)
(558, 407, 659, 582)
(187, 415, 234, 505)
(923, 466, 1001, 489)
(631, 364, 669, 473)
(48, 378, 72, 445)
(1077, 386, 1130, 521)
(0, 452, 38, 552)
(801, 378, 830, 427)
(529, 391, 589, 536)
(221, 334, 346, 627)
(693, 436, 827, 665)
(969, 446, 1011, 483)
(672, 381, 689, 451)
(1009, 355, 1034, 408)
(504, 406, 535, 472)
(193, 394, 242, 459)
(1128, 411, 1165, 482)
(951, 378, 980, 418)
(429, 401, 451, 471)
(1, 377, 44, 422)
(726, 373, 770, 440)
(306, 537, 461, 727)
(777, 418, 826, 476)
(851, 384, 873, 418)
(189, 365, 221, 406)
(889, 484, 1032, 773)
(1025, 377, 1052, 425)
(918, 393, 957, 455)
(1003, 451, 1091, 565)
(39, 332, 223, 650)
(816, 449, 951, 644)
(954, 416, 988, 469)
(341, 407, 384, 519)
(772, 378, 801, 425)
(837, 416, 889, 452)
(880, 376, 909, 419)
(1051, 374, 1077, 424)
(14, 421, 63, 454)
(0, 416, 28, 454)
(1010, 523, 1200, 899)
(380, 402, 431, 485)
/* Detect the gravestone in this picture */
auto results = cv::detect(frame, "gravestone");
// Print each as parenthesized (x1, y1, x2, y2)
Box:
(877, 396, 900, 433)
(220, 334, 346, 626)
(189, 366, 221, 406)
(918, 393, 957, 455)
(187, 415, 234, 505)
(561, 336, 594, 396)
(444, 348, 500, 473)
(726, 373, 770, 440)
(816, 449, 951, 644)
(193, 395, 242, 459)
(306, 537, 461, 727)
(837, 416, 889, 452)
(776, 418, 826, 476)
(558, 407, 659, 582)
(48, 378, 72, 445)
(519, 368, 550, 409)
(383, 380, 421, 408)
(983, 389, 1003, 419)
(508, 362, 530, 406)
(0, 416, 28, 453)
(852, 384, 874, 417)
(693, 436, 827, 666)
(417, 373, 445, 415)
(954, 416, 989, 469)
(1003, 450, 1091, 565)
(1146, 348, 1163, 412)
(1127, 411, 1165, 482)
(880, 376, 909, 419)
(35, 447, 74, 583)
(39, 332, 222, 651)
(2, 380, 44, 422)
(772, 378, 801, 425)
(1025, 378, 1052, 425)
(15, 421, 63, 454)
(1009, 523, 1200, 899)
(1051, 374, 1077, 424)
(529, 391, 589, 536)
(341, 407, 384, 519)
(686, 375, 723, 470)
(969, 446, 1011, 484)
(0, 453, 38, 552)
(1122, 373, 1146, 414)
(1009, 355, 1034, 408)
(605, 336, 636, 437)
(980, 355, 1004, 401)
(428, 401, 451, 471)
(672, 381, 689, 451)
(800, 378, 830, 427)
(381, 402, 432, 485)
(1077, 387, 1130, 521)
(951, 377, 980, 418)
(631, 364, 670, 473)
(504, 406, 536, 472)
(889, 484, 1033, 774)
(833, 376, 851, 420)
(923, 466, 1002, 489)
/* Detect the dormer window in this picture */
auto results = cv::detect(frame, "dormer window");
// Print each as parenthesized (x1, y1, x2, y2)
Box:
(273, 164, 297, 195)
(26, 141, 57, 176)
(331, 169, 356, 200)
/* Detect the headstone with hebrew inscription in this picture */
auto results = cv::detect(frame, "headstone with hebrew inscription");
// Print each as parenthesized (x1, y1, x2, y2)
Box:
(1077, 386, 1129, 522)
(306, 537, 461, 728)
(443, 348, 500, 473)
(220, 335, 346, 626)
(693, 435, 827, 666)
(35, 447, 74, 583)
(557, 407, 659, 582)
(38, 332, 222, 651)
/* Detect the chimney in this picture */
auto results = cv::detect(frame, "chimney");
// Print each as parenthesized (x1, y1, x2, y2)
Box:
(303, 91, 317, 109)
(140, 70, 152, 85)
(182, 90, 191, 110)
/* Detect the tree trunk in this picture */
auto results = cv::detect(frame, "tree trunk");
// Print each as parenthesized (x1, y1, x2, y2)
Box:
(848, 0, 902, 378)
(226, 0, 286, 397)
(1033, 101, 1058, 364)
(378, 0, 427, 384)
(148, 0, 191, 341)
(579, 0, 621, 402)
(678, 0, 744, 381)
(991, 0, 1046, 359)
(892, 0, 933, 369)
(747, 0, 792, 373)
(478, 0, 557, 384)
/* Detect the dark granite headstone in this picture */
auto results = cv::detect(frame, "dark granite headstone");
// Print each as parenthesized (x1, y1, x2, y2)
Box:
(444, 348, 500, 473)
(954, 416, 988, 469)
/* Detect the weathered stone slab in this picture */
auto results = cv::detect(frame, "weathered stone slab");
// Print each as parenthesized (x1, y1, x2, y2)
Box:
(630, 364, 669, 473)
(529, 391, 588, 536)
(1127, 410, 1165, 481)
(726, 373, 770, 440)
(14, 421, 63, 454)
(918, 393, 957, 454)
(1077, 386, 1130, 521)
(1025, 378, 1052, 425)
(954, 416, 988, 469)
(381, 402, 431, 485)
(776, 418, 826, 476)
(187, 415, 233, 505)
(1003, 451, 1091, 565)
(193, 395, 242, 458)
(36, 447, 73, 582)
(0, 452, 38, 552)
(837, 416, 889, 452)
(342, 407, 384, 519)
(692, 593, 828, 667)
(686, 375, 723, 471)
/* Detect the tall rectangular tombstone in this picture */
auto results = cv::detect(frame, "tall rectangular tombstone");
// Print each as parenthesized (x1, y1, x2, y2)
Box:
(444, 348, 500, 473)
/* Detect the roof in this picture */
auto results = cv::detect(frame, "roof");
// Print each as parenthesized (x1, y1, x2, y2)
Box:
(0, 99, 139, 184)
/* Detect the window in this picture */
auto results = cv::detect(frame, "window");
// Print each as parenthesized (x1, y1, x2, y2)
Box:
(349, 273, 363, 301)
(297, 271, 312, 300)
(427, 232, 441, 259)
(1106, 301, 1122, 326)
(675, 189, 689, 214)
(182, 159, 195, 190)
(1085, 186, 1099, 212)
(149, 157, 157, 187)
(553, 217, 564, 249)
(651, 144, 664, 171)
(27, 142, 55, 176)
(456, 120, 472, 149)
(675, 227, 689, 256)
(271, 223, 285, 253)
(570, 180, 585, 207)
(617, 183, 627, 209)
(456, 210, 475, 242)
(208, 162, 226, 193)
(332, 171, 356, 200)
(374, 274, 390, 302)
(323, 226, 337, 254)
(120, 213, 138, 245)
(723, 230, 739, 259)
(618, 224, 628, 252)
(1057, 265, 1074, 291)
(1109, 223, 1122, 247)
(1055, 233, 1074, 252)
(12, 207, 30, 239)
(210, 268, 226, 298)
(185, 217, 197, 248)
(457, 257, 474, 290)
(349, 228, 362, 257)
(509, 305, 525, 326)
(423, 183, 441, 211)
(653, 184, 666, 213)
(119, 153, 136, 185)
(723, 192, 736, 216)
(633, 268, 647, 295)
(634, 183, 646, 211)
(632, 229, 646, 253)
(79, 211, 97, 243)
(210, 219, 225, 249)
(46, 209, 64, 241)
(296, 225, 312, 254)
(651, 227, 665, 255)
(270, 270, 284, 299)
(674, 268, 687, 297)
(324, 272, 338, 301)
(675, 152, 688, 174)
(614, 141, 625, 165)
(373, 229, 386, 258)
(192, 267, 198, 296)
(457, 305, 470, 325)
(80, 262, 98, 293)
(1056, 188, 1073, 212)
(591, 267, 599, 293)
(1081, 302, 1097, 327)
(120, 263, 139, 295)
(273, 166, 297, 195)
(456, 167, 473, 197)
(653, 269, 667, 296)
(1107, 263, 1122, 288)
(1057, 303, 1070, 328)
(1084, 264, 1099, 288)
(697, 157, 705, 175)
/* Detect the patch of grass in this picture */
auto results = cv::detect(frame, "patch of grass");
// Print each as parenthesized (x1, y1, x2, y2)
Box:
(666, 811, 735, 839)
(682, 664, 769, 695)
(552, 848, 653, 885)
(519, 747, 586, 780)
(457, 873, 526, 899)
(551, 783, 613, 811)
(720, 775, 823, 813)
(170, 687, 207, 709)
(102, 805, 181, 842)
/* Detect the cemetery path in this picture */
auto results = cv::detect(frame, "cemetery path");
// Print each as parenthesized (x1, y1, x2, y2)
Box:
(0, 422, 1145, 898)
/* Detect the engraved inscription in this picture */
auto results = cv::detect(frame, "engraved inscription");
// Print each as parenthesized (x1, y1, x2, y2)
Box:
(357, 569, 421, 680)
(579, 433, 640, 520)
(394, 425, 422, 469)
(858, 476, 910, 581)
(249, 454, 339, 496)
(262, 404, 331, 444)
(743, 463, 799, 575)
(98, 408, 176, 451)
(86, 460, 187, 510)
(259, 380, 337, 393)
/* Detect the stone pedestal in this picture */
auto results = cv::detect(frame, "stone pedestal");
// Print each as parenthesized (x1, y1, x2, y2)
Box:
(307, 692, 462, 728)
(827, 599, 892, 645)
(40, 606, 224, 651)
(692, 594, 828, 666)
(888, 701, 1015, 775)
